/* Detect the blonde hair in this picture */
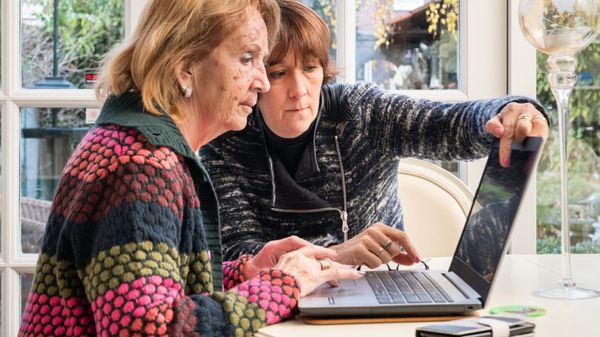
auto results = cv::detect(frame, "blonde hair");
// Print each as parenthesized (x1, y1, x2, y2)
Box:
(96, 0, 280, 120)
(269, 0, 336, 84)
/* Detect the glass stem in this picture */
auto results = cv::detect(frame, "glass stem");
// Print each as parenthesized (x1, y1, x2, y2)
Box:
(547, 54, 578, 287)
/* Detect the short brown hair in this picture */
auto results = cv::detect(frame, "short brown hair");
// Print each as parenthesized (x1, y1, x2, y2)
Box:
(96, 0, 280, 120)
(268, 0, 336, 84)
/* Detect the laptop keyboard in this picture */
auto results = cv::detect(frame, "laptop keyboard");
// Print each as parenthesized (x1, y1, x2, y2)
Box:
(365, 271, 454, 304)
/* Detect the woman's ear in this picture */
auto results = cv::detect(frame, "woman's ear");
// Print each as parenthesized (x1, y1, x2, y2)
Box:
(176, 64, 193, 97)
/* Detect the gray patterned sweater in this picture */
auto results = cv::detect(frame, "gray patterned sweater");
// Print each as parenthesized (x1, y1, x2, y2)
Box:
(200, 82, 541, 260)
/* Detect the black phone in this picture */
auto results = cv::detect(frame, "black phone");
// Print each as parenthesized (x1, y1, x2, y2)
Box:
(415, 316, 535, 337)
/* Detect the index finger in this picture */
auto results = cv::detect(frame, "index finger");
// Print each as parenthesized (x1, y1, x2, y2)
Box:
(499, 134, 513, 168)
(380, 227, 420, 263)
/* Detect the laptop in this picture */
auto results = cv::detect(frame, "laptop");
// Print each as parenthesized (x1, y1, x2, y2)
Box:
(299, 137, 544, 317)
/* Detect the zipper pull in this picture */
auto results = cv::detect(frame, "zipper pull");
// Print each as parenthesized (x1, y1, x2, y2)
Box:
(340, 210, 349, 242)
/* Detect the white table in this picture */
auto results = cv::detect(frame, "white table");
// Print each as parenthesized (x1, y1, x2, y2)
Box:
(257, 254, 600, 337)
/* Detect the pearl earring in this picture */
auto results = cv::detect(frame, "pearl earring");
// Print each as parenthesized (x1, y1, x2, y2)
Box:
(183, 86, 192, 98)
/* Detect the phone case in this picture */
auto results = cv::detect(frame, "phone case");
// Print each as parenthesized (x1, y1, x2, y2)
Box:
(415, 315, 535, 337)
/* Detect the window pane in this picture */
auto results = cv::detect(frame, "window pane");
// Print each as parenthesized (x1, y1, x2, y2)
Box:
(21, 0, 124, 89)
(303, 0, 337, 61)
(21, 274, 33, 316)
(536, 39, 600, 254)
(20, 107, 89, 254)
(356, 0, 459, 90)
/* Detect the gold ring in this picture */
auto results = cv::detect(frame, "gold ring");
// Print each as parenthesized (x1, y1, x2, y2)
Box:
(383, 240, 393, 251)
(517, 114, 532, 121)
(318, 258, 332, 271)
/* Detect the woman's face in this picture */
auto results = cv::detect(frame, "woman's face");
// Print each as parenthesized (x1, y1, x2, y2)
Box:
(257, 51, 324, 138)
(191, 10, 270, 132)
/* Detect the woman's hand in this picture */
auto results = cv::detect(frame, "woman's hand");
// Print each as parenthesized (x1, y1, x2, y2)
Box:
(485, 102, 549, 167)
(274, 245, 365, 296)
(329, 222, 420, 269)
(243, 236, 313, 279)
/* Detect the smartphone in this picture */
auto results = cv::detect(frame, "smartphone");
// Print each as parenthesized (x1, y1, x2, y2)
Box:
(415, 316, 536, 337)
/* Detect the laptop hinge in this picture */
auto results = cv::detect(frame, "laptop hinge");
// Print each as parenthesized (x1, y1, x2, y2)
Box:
(443, 272, 480, 299)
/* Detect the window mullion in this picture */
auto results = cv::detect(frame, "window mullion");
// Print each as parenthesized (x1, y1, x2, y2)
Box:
(336, 0, 356, 83)
(507, 0, 538, 254)
(11, 89, 99, 108)
(7, 0, 21, 95)
(125, 0, 149, 38)
(4, 101, 21, 264)
(4, 269, 23, 337)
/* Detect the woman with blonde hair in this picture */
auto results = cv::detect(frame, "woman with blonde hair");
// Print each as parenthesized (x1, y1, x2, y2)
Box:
(18, 1, 362, 336)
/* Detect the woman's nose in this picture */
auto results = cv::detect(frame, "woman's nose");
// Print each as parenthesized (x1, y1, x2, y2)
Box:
(254, 63, 270, 93)
(289, 73, 308, 98)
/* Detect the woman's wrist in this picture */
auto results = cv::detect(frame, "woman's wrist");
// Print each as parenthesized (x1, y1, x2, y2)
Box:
(241, 255, 260, 280)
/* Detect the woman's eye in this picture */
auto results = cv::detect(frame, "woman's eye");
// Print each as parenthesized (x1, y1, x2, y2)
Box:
(241, 53, 253, 64)
(305, 66, 318, 72)
(269, 71, 285, 79)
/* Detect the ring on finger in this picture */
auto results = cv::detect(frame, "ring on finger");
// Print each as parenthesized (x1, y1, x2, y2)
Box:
(517, 114, 532, 121)
(318, 258, 332, 271)
(383, 239, 393, 251)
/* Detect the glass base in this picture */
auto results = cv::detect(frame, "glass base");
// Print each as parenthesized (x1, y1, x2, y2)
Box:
(533, 279, 600, 300)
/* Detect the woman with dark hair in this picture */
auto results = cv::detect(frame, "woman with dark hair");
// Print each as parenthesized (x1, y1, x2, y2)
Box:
(201, 0, 549, 269)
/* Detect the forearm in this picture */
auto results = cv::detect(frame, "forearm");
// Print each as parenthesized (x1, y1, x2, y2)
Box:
(168, 269, 300, 336)
(84, 247, 299, 336)
(343, 82, 546, 160)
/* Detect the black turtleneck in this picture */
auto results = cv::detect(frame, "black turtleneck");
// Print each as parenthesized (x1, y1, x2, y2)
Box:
(258, 112, 317, 176)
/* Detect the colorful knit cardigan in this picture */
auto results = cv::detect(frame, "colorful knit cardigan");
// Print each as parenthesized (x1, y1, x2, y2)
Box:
(18, 92, 300, 337)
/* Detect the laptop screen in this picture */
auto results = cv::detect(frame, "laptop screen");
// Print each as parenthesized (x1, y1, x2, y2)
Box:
(449, 137, 543, 305)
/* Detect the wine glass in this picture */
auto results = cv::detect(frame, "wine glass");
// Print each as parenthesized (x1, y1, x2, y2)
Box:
(519, 0, 600, 299)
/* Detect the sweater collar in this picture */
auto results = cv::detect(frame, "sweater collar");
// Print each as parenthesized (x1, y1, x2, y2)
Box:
(95, 91, 197, 160)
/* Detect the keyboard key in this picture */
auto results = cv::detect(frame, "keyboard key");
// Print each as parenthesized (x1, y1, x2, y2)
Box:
(403, 294, 420, 303)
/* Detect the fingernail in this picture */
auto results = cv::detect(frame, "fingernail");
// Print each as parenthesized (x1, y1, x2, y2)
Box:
(494, 127, 502, 137)
(415, 255, 421, 263)
(502, 158, 510, 167)
(358, 271, 366, 275)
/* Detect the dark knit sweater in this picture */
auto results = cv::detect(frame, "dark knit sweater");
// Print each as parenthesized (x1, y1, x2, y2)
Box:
(201, 82, 544, 260)
(19, 92, 300, 337)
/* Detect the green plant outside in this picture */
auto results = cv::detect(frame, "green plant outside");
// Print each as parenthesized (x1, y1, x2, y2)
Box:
(22, 0, 124, 88)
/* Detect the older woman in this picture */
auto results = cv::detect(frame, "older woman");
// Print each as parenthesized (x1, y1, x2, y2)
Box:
(200, 0, 549, 268)
(18, 1, 362, 336)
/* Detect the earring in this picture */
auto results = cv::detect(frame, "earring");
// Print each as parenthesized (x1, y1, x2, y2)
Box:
(183, 86, 192, 98)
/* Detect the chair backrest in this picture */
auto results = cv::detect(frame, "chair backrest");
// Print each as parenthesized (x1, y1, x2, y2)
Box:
(398, 158, 473, 257)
